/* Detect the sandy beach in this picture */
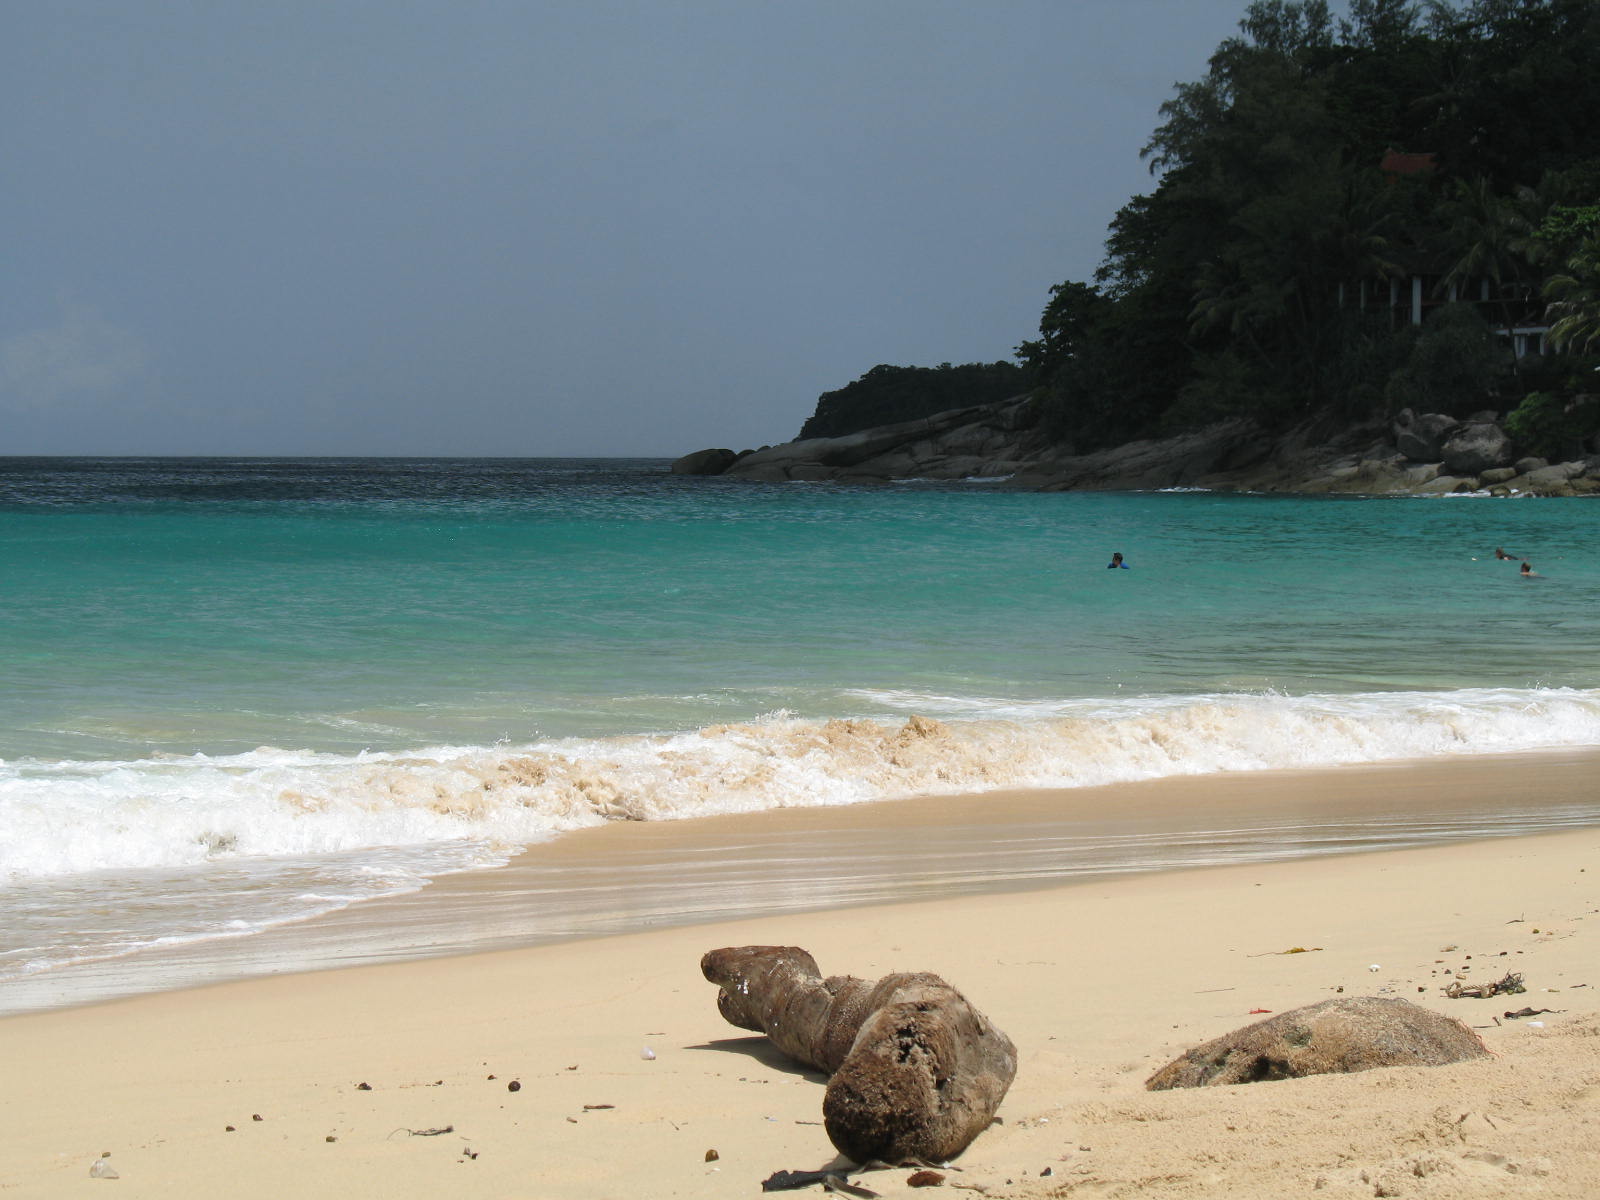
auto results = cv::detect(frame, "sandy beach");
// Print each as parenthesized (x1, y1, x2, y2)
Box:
(3, 758, 1598, 1198)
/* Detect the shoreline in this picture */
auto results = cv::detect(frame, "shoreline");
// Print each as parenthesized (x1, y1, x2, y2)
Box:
(690, 404, 1600, 496)
(6, 746, 1600, 1018)
(1, 814, 1595, 1196)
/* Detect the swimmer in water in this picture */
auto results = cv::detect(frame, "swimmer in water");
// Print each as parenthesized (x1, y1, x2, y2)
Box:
(1107, 552, 1128, 569)
(1520, 560, 1540, 577)
(1495, 547, 1516, 560)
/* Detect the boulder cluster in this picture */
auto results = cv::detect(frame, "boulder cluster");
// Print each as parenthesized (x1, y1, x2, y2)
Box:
(1375, 407, 1600, 497)
(673, 397, 1600, 496)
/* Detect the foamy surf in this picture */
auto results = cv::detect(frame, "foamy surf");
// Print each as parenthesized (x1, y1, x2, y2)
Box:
(3, 684, 1600, 992)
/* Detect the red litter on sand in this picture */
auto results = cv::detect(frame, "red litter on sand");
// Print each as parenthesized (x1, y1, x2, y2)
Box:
(1248, 1008, 1272, 1014)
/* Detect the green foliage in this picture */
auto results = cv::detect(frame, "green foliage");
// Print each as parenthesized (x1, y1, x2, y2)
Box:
(1162, 350, 1284, 432)
(1534, 204, 1600, 257)
(1544, 233, 1600, 355)
(1019, 0, 1600, 449)
(1426, 0, 1600, 186)
(1015, 281, 1110, 379)
(793, 1, 1600, 453)
(798, 362, 1032, 440)
(1026, 276, 1193, 451)
(1383, 304, 1500, 414)
(1320, 310, 1417, 417)
(1504, 390, 1600, 458)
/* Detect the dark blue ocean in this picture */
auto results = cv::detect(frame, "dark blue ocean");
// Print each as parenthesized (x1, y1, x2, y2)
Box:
(3, 457, 1598, 1006)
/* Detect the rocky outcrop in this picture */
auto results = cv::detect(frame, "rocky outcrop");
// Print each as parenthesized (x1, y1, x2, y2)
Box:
(1013, 419, 1271, 491)
(1393, 409, 1459, 462)
(670, 447, 739, 475)
(1442, 422, 1515, 474)
(701, 945, 1016, 1164)
(675, 398, 1600, 496)
(710, 395, 1046, 484)
(1146, 997, 1490, 1089)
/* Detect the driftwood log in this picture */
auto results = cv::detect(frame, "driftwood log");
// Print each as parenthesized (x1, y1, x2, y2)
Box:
(701, 945, 1016, 1164)
(1146, 996, 1491, 1089)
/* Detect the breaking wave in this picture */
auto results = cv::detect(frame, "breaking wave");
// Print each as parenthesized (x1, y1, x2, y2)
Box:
(4, 685, 1598, 885)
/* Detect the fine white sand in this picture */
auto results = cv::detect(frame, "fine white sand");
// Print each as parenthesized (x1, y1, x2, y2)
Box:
(1, 761, 1597, 1198)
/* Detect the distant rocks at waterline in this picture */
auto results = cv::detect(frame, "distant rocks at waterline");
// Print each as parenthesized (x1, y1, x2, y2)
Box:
(1146, 997, 1490, 1090)
(701, 945, 1016, 1164)
(674, 396, 1600, 495)
(675, 396, 1048, 485)
(669, 447, 741, 475)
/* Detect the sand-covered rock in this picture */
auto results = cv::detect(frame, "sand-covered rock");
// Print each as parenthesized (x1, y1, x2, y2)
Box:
(1146, 996, 1490, 1089)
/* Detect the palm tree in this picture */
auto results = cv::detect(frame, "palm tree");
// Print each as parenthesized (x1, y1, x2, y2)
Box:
(1544, 233, 1600, 355)
(1438, 177, 1536, 376)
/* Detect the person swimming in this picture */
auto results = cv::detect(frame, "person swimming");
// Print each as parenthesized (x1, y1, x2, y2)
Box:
(1520, 560, 1540, 577)
(1495, 547, 1517, 560)
(1107, 552, 1128, 569)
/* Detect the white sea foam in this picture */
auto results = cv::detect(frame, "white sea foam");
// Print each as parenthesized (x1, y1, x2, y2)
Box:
(4, 686, 1599, 886)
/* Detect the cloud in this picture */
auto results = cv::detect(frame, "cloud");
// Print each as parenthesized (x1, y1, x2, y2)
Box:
(0, 301, 148, 412)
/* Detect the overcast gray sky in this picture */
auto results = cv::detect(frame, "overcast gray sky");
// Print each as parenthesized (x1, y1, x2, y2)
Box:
(4, 0, 1250, 456)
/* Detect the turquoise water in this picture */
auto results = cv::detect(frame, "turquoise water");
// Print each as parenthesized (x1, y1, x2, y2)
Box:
(6, 458, 1595, 757)
(3, 456, 1599, 1000)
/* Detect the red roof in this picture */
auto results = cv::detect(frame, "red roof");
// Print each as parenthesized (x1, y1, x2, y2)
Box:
(1380, 151, 1437, 176)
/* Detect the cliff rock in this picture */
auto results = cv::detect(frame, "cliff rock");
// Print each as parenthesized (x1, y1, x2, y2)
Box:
(1393, 410, 1460, 462)
(1441, 422, 1515, 475)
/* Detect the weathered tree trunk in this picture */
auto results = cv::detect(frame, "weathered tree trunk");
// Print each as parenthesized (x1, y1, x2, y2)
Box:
(701, 945, 1016, 1164)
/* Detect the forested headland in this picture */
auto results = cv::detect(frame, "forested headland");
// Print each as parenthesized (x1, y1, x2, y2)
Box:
(809, 0, 1600, 463)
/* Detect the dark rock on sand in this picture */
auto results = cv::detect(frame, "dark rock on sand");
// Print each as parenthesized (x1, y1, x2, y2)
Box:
(701, 945, 1016, 1165)
(1145, 996, 1489, 1089)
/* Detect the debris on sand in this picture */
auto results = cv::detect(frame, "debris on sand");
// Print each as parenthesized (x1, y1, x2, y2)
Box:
(703, 945, 1015, 1165)
(1445, 971, 1526, 1000)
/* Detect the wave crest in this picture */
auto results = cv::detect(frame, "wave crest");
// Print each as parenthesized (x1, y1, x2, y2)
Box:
(3, 687, 1599, 883)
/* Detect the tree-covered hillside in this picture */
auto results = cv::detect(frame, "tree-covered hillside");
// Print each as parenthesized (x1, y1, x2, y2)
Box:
(799, 361, 1031, 440)
(1019, 0, 1600, 455)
